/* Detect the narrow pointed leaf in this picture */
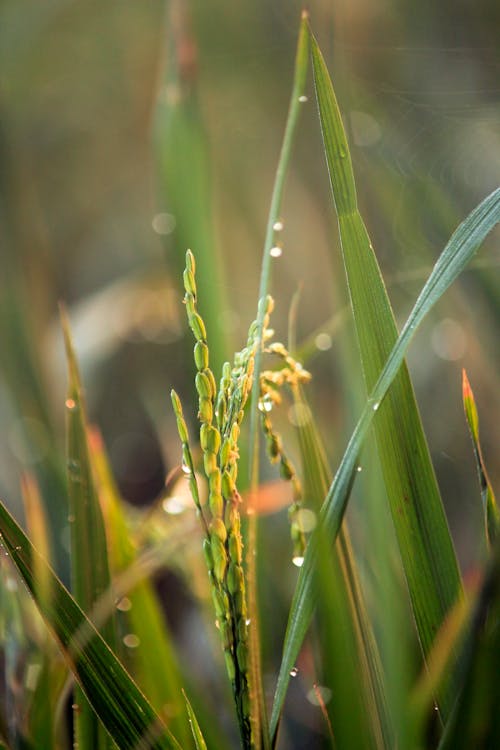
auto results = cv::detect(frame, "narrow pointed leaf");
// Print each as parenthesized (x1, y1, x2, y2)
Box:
(182, 691, 208, 750)
(0, 501, 181, 750)
(462, 369, 499, 547)
(271, 186, 500, 737)
(310, 27, 464, 717)
(61, 307, 118, 749)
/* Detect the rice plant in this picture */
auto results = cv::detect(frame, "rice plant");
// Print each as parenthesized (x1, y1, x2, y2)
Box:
(0, 12, 499, 750)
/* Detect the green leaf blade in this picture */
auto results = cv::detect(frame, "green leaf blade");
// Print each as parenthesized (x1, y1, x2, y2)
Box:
(0, 501, 181, 750)
(271, 186, 500, 737)
(310, 27, 463, 715)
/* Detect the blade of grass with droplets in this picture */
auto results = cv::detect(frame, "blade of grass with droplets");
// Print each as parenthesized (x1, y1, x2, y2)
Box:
(246, 14, 310, 749)
(462, 369, 499, 547)
(310, 27, 464, 716)
(270, 187, 500, 740)
(182, 691, 208, 750)
(0, 500, 182, 750)
(291, 385, 392, 748)
(89, 428, 192, 748)
(60, 308, 119, 749)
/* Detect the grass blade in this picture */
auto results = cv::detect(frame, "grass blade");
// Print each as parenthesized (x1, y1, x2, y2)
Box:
(89, 428, 192, 747)
(310, 27, 464, 717)
(462, 369, 499, 547)
(247, 13, 310, 749)
(0, 501, 182, 750)
(61, 307, 119, 749)
(182, 691, 208, 750)
(292, 386, 392, 748)
(270, 186, 500, 739)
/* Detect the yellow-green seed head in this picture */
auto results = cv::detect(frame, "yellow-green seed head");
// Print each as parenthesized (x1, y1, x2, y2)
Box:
(189, 312, 207, 341)
(220, 619, 233, 651)
(209, 491, 223, 519)
(198, 397, 213, 424)
(222, 361, 232, 384)
(222, 470, 235, 498)
(220, 438, 231, 468)
(183, 268, 197, 297)
(211, 587, 229, 618)
(227, 562, 243, 595)
(203, 451, 217, 475)
(209, 469, 221, 493)
(176, 416, 189, 444)
(228, 531, 243, 564)
(194, 341, 209, 370)
(200, 424, 221, 454)
(210, 517, 227, 543)
(224, 651, 236, 682)
(211, 537, 228, 582)
(185, 293, 196, 318)
(231, 423, 240, 443)
(186, 249, 196, 273)
(203, 538, 214, 569)
(196, 371, 213, 400)
(170, 389, 183, 417)
(224, 503, 238, 530)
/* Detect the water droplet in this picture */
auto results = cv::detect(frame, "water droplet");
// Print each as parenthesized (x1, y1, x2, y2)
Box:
(123, 633, 140, 648)
(245, 618, 251, 626)
(289, 667, 299, 677)
(356, 466, 362, 473)
(314, 332, 332, 351)
(372, 401, 380, 411)
(116, 597, 132, 612)
(181, 463, 191, 475)
(65, 398, 77, 411)
(273, 220, 284, 232)
(270, 246, 282, 258)
(14, 546, 21, 551)
(298, 95, 308, 103)
(292, 556, 305, 568)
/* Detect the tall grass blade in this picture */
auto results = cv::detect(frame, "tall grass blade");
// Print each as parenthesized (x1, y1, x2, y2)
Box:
(271, 186, 500, 739)
(0, 501, 182, 750)
(462, 369, 499, 547)
(247, 13, 309, 749)
(60, 308, 119, 749)
(89, 429, 192, 747)
(310, 27, 464, 717)
(292, 386, 391, 748)
(182, 691, 208, 750)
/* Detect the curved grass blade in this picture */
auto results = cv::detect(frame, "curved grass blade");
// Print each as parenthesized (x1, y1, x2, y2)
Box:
(462, 369, 499, 548)
(270, 187, 500, 740)
(182, 691, 208, 750)
(246, 13, 310, 749)
(310, 26, 465, 718)
(0, 500, 182, 750)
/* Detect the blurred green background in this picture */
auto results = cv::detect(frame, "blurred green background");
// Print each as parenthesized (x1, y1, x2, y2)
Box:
(0, 0, 498, 742)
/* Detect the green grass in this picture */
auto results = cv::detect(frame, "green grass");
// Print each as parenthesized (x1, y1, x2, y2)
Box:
(0, 13, 499, 750)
